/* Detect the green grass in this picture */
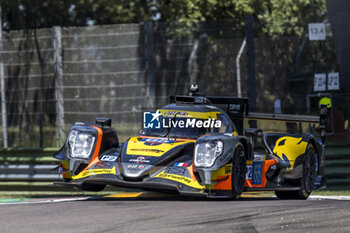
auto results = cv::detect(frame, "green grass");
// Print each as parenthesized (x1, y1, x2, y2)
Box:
(0, 185, 141, 199)
(249, 190, 350, 197)
(312, 190, 350, 196)
(0, 191, 119, 199)
(244, 190, 350, 197)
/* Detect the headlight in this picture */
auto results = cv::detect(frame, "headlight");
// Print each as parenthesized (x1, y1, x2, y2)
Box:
(194, 140, 223, 167)
(68, 129, 95, 159)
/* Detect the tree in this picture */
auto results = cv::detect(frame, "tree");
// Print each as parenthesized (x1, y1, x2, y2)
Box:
(1, 0, 327, 37)
(258, 0, 328, 36)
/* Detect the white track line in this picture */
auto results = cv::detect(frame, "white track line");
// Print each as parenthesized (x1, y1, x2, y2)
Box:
(0, 197, 91, 205)
(2, 195, 350, 205)
(309, 195, 350, 201)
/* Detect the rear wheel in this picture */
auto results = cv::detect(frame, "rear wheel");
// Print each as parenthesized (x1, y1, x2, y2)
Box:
(74, 183, 106, 192)
(231, 143, 246, 199)
(275, 144, 316, 200)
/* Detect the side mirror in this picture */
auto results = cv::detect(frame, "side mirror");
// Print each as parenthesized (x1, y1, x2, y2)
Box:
(96, 118, 112, 127)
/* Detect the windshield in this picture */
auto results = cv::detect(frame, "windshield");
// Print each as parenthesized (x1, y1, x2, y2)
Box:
(140, 117, 211, 139)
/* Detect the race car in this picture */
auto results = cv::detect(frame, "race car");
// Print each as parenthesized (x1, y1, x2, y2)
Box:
(53, 93, 328, 199)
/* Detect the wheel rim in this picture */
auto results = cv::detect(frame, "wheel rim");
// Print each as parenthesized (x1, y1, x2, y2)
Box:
(232, 147, 246, 195)
(303, 148, 316, 194)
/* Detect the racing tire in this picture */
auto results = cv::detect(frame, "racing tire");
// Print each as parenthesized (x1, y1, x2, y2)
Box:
(275, 144, 316, 200)
(74, 183, 106, 192)
(231, 143, 246, 199)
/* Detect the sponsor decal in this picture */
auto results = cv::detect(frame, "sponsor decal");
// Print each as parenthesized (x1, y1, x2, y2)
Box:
(158, 173, 192, 184)
(162, 118, 221, 129)
(140, 138, 175, 144)
(129, 156, 150, 164)
(229, 104, 241, 114)
(252, 162, 263, 185)
(155, 171, 204, 189)
(101, 155, 117, 162)
(246, 165, 252, 179)
(143, 111, 221, 129)
(163, 111, 189, 117)
(212, 164, 231, 178)
(219, 147, 233, 162)
(81, 169, 112, 176)
(130, 148, 164, 153)
(73, 167, 116, 179)
(144, 141, 163, 146)
(127, 164, 145, 169)
(126, 164, 145, 174)
(253, 153, 265, 162)
(143, 110, 162, 129)
(127, 137, 191, 157)
(174, 162, 188, 167)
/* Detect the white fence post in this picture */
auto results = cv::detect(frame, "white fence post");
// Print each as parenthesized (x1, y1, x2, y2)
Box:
(53, 26, 65, 146)
(145, 21, 155, 108)
(236, 38, 246, 98)
(188, 39, 199, 86)
(0, 6, 8, 149)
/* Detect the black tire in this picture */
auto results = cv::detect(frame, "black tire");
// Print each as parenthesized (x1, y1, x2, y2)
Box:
(74, 183, 106, 192)
(275, 144, 316, 200)
(231, 143, 246, 199)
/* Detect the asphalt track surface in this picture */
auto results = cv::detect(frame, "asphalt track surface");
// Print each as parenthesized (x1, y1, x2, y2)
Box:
(1, 194, 350, 233)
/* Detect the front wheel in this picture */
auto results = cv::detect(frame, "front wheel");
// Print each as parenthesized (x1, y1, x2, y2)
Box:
(275, 144, 316, 200)
(231, 143, 246, 199)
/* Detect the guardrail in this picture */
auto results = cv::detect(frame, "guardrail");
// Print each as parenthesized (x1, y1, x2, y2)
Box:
(0, 164, 60, 181)
(0, 148, 62, 193)
(324, 142, 350, 190)
(0, 149, 59, 178)
(0, 144, 349, 191)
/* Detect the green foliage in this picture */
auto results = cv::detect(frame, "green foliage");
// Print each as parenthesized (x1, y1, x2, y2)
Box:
(1, 0, 151, 30)
(1, 0, 327, 37)
(1, 0, 75, 29)
(74, 0, 151, 25)
(258, 0, 328, 36)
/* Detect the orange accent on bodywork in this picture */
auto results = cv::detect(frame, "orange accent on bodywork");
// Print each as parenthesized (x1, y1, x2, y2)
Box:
(187, 164, 197, 181)
(61, 160, 69, 170)
(81, 125, 103, 172)
(213, 174, 232, 190)
(61, 160, 71, 179)
(245, 159, 277, 188)
(188, 165, 231, 190)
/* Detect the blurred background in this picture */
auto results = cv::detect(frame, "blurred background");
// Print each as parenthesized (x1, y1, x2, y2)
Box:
(0, 0, 347, 147)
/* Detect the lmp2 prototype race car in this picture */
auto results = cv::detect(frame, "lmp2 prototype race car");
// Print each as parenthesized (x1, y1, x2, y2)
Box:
(53, 91, 328, 199)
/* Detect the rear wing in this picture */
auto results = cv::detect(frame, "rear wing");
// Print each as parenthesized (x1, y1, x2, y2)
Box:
(246, 106, 327, 144)
(169, 95, 327, 142)
(246, 112, 319, 123)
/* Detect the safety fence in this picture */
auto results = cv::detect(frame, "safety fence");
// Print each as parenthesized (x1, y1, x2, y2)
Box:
(0, 144, 349, 192)
(0, 20, 345, 149)
(324, 142, 350, 189)
(0, 148, 60, 193)
(0, 148, 58, 181)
